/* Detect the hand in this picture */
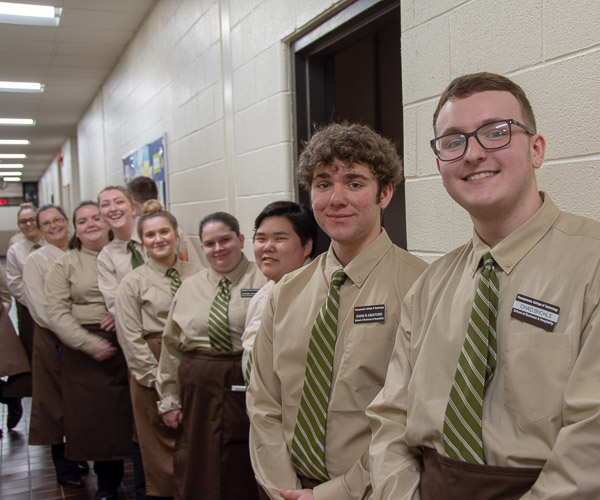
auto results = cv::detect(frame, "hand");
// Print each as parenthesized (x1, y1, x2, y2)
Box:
(100, 311, 116, 331)
(162, 409, 183, 429)
(91, 339, 117, 361)
(280, 489, 314, 500)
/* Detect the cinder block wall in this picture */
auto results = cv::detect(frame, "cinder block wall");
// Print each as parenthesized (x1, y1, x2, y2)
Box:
(73, 0, 600, 259)
(401, 0, 600, 261)
(76, 0, 343, 255)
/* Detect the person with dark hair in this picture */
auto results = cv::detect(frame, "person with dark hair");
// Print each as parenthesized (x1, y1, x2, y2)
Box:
(23, 204, 84, 487)
(3, 203, 43, 430)
(241, 201, 317, 380)
(115, 200, 202, 499)
(156, 211, 267, 499)
(368, 72, 600, 499)
(127, 176, 202, 267)
(246, 123, 427, 499)
(44, 201, 132, 500)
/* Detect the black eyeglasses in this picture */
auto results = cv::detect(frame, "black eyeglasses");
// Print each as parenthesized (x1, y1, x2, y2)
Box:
(18, 217, 36, 225)
(430, 119, 535, 162)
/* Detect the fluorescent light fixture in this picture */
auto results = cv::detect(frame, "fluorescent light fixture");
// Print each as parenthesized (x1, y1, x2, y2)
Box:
(0, 81, 44, 93)
(3, 177, 22, 182)
(0, 171, 22, 176)
(0, 164, 24, 168)
(0, 139, 30, 145)
(0, 2, 61, 26)
(0, 154, 26, 159)
(0, 118, 36, 126)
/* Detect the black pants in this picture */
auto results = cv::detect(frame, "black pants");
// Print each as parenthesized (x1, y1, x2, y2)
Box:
(94, 460, 124, 493)
(51, 443, 79, 482)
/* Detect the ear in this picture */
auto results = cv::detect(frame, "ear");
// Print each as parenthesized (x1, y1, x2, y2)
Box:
(436, 157, 442, 174)
(379, 183, 394, 210)
(239, 233, 245, 249)
(303, 238, 313, 260)
(531, 133, 546, 170)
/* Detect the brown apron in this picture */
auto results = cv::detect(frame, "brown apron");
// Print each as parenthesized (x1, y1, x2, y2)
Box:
(29, 323, 64, 445)
(129, 333, 176, 497)
(173, 349, 259, 500)
(16, 300, 35, 360)
(62, 324, 133, 461)
(420, 448, 542, 499)
(0, 303, 32, 397)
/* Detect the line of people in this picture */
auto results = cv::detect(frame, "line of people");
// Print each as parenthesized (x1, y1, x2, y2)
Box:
(2, 70, 599, 500)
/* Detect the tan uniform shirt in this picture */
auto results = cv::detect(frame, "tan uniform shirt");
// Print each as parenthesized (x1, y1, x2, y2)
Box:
(97, 233, 147, 314)
(156, 255, 267, 413)
(241, 279, 275, 372)
(43, 248, 108, 356)
(23, 244, 66, 329)
(114, 257, 202, 388)
(368, 194, 600, 499)
(0, 267, 12, 312)
(246, 230, 427, 500)
(6, 237, 44, 305)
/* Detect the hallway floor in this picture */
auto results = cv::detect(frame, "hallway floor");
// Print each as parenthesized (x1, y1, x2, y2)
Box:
(0, 397, 137, 499)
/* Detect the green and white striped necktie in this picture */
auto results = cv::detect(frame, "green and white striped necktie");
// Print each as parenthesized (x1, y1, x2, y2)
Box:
(291, 269, 346, 481)
(207, 277, 233, 351)
(443, 252, 498, 464)
(166, 268, 181, 296)
(127, 240, 144, 269)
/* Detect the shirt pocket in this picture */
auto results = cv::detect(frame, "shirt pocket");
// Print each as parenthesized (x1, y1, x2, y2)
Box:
(503, 331, 573, 422)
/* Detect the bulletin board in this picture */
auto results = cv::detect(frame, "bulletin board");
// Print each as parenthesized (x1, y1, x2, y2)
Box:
(122, 135, 168, 207)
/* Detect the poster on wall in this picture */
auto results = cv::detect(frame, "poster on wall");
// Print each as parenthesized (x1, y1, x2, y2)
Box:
(122, 135, 168, 207)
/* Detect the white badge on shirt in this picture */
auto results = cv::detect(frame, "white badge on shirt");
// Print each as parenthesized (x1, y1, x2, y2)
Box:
(510, 293, 560, 331)
(354, 304, 385, 324)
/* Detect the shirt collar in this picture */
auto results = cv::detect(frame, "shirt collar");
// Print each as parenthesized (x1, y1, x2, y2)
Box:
(324, 229, 393, 288)
(207, 254, 250, 286)
(470, 192, 560, 276)
(147, 255, 182, 276)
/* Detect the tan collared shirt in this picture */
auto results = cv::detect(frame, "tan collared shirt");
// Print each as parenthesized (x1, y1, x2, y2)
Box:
(156, 255, 267, 413)
(114, 257, 202, 388)
(368, 194, 600, 499)
(6, 237, 44, 305)
(43, 247, 108, 355)
(97, 233, 147, 314)
(246, 230, 427, 500)
(0, 267, 11, 312)
(241, 279, 275, 373)
(23, 244, 67, 329)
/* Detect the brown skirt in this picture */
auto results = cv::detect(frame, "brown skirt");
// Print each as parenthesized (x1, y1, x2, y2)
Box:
(29, 323, 64, 445)
(173, 349, 259, 500)
(0, 303, 32, 397)
(420, 448, 542, 499)
(130, 333, 176, 497)
(62, 324, 133, 461)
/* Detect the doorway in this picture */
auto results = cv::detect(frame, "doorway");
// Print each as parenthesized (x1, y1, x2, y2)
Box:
(292, 0, 405, 255)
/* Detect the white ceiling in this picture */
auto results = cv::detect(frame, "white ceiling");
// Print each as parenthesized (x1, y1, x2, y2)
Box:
(0, 0, 158, 182)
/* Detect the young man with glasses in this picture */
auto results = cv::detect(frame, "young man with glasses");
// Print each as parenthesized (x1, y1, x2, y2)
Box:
(367, 72, 600, 499)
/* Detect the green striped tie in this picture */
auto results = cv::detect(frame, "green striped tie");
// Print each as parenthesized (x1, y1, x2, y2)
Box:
(207, 277, 233, 351)
(245, 349, 253, 385)
(291, 269, 346, 481)
(166, 268, 182, 296)
(127, 240, 144, 269)
(443, 252, 498, 464)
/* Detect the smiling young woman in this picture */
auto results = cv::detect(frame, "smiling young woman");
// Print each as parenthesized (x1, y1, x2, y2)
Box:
(43, 201, 132, 499)
(156, 211, 267, 500)
(114, 200, 202, 498)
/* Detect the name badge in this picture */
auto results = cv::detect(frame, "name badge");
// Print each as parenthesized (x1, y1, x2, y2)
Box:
(510, 293, 560, 331)
(241, 289, 260, 298)
(354, 304, 385, 324)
